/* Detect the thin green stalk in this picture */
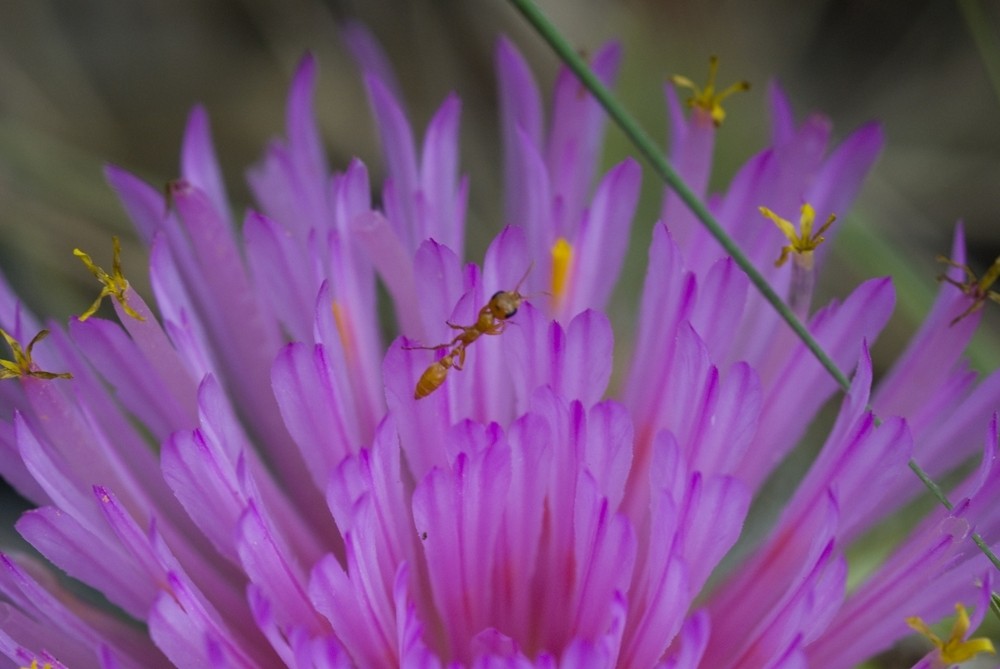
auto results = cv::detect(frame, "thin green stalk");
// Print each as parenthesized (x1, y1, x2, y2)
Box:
(507, 0, 1000, 572)
(507, 0, 852, 391)
(958, 0, 1000, 111)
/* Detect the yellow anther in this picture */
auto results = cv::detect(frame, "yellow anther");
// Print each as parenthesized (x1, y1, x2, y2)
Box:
(0, 329, 72, 381)
(937, 254, 1000, 326)
(550, 237, 573, 302)
(670, 55, 750, 127)
(907, 603, 996, 665)
(22, 661, 54, 669)
(73, 236, 144, 322)
(760, 203, 836, 271)
(331, 301, 355, 358)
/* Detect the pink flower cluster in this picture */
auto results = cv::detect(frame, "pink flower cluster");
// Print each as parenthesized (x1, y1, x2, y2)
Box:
(0, 29, 997, 669)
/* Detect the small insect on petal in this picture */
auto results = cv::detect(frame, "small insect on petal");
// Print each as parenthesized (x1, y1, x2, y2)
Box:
(405, 264, 532, 398)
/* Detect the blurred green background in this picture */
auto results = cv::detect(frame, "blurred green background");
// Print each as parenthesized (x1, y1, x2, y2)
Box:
(1, 2, 999, 665)
(1, 0, 999, 369)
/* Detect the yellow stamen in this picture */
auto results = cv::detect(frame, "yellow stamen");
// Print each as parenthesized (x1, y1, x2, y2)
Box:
(331, 301, 355, 359)
(907, 603, 996, 664)
(0, 329, 72, 381)
(73, 236, 144, 322)
(670, 55, 750, 127)
(22, 661, 54, 669)
(937, 254, 1000, 326)
(760, 203, 836, 271)
(550, 237, 573, 303)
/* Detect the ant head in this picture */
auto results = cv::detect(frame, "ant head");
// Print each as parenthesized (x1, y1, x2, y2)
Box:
(486, 262, 536, 319)
(489, 290, 522, 319)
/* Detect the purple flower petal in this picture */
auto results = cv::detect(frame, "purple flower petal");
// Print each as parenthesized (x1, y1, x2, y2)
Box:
(625, 223, 697, 428)
(364, 73, 421, 246)
(412, 441, 512, 664)
(506, 306, 613, 411)
(285, 53, 329, 226)
(341, 21, 403, 102)
(688, 257, 748, 360)
(497, 37, 543, 228)
(352, 210, 423, 337)
(69, 316, 193, 440)
(508, 125, 553, 265)
(568, 159, 641, 316)
(236, 501, 327, 637)
(741, 276, 896, 488)
(16, 506, 149, 618)
(768, 81, 796, 146)
(104, 165, 165, 245)
(180, 105, 230, 225)
(243, 210, 316, 341)
(0, 553, 167, 668)
(546, 42, 621, 238)
(661, 83, 716, 252)
(272, 343, 360, 490)
(420, 94, 465, 253)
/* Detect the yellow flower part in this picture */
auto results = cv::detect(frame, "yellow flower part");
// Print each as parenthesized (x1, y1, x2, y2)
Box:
(937, 254, 1000, 326)
(0, 329, 72, 381)
(670, 55, 750, 127)
(331, 301, 355, 360)
(760, 203, 836, 271)
(907, 603, 996, 665)
(21, 659, 53, 669)
(550, 237, 573, 304)
(74, 236, 145, 322)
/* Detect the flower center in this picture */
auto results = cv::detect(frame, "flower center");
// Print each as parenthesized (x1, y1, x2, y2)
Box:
(550, 236, 573, 304)
(0, 329, 72, 381)
(74, 236, 144, 322)
(670, 55, 750, 127)
(760, 202, 836, 271)
(906, 602, 996, 664)
(21, 660, 54, 669)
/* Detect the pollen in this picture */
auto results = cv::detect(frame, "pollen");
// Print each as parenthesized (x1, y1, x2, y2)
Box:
(670, 55, 750, 127)
(22, 661, 54, 669)
(760, 203, 836, 271)
(331, 301, 355, 359)
(550, 237, 573, 303)
(74, 236, 145, 322)
(907, 603, 996, 664)
(0, 329, 72, 381)
(937, 254, 1000, 326)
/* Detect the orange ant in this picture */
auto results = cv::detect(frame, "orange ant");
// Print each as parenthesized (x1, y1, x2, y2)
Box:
(406, 264, 532, 399)
(937, 254, 1000, 326)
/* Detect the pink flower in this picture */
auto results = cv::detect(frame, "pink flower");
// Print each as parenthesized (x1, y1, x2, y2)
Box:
(0, 31, 997, 669)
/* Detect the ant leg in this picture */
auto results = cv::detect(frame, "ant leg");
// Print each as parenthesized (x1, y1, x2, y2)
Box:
(481, 320, 508, 337)
(402, 342, 450, 351)
(403, 331, 467, 351)
(452, 345, 468, 370)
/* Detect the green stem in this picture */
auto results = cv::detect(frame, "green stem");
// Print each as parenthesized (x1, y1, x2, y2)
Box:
(958, 0, 1000, 111)
(507, 0, 852, 390)
(507, 0, 1000, 572)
